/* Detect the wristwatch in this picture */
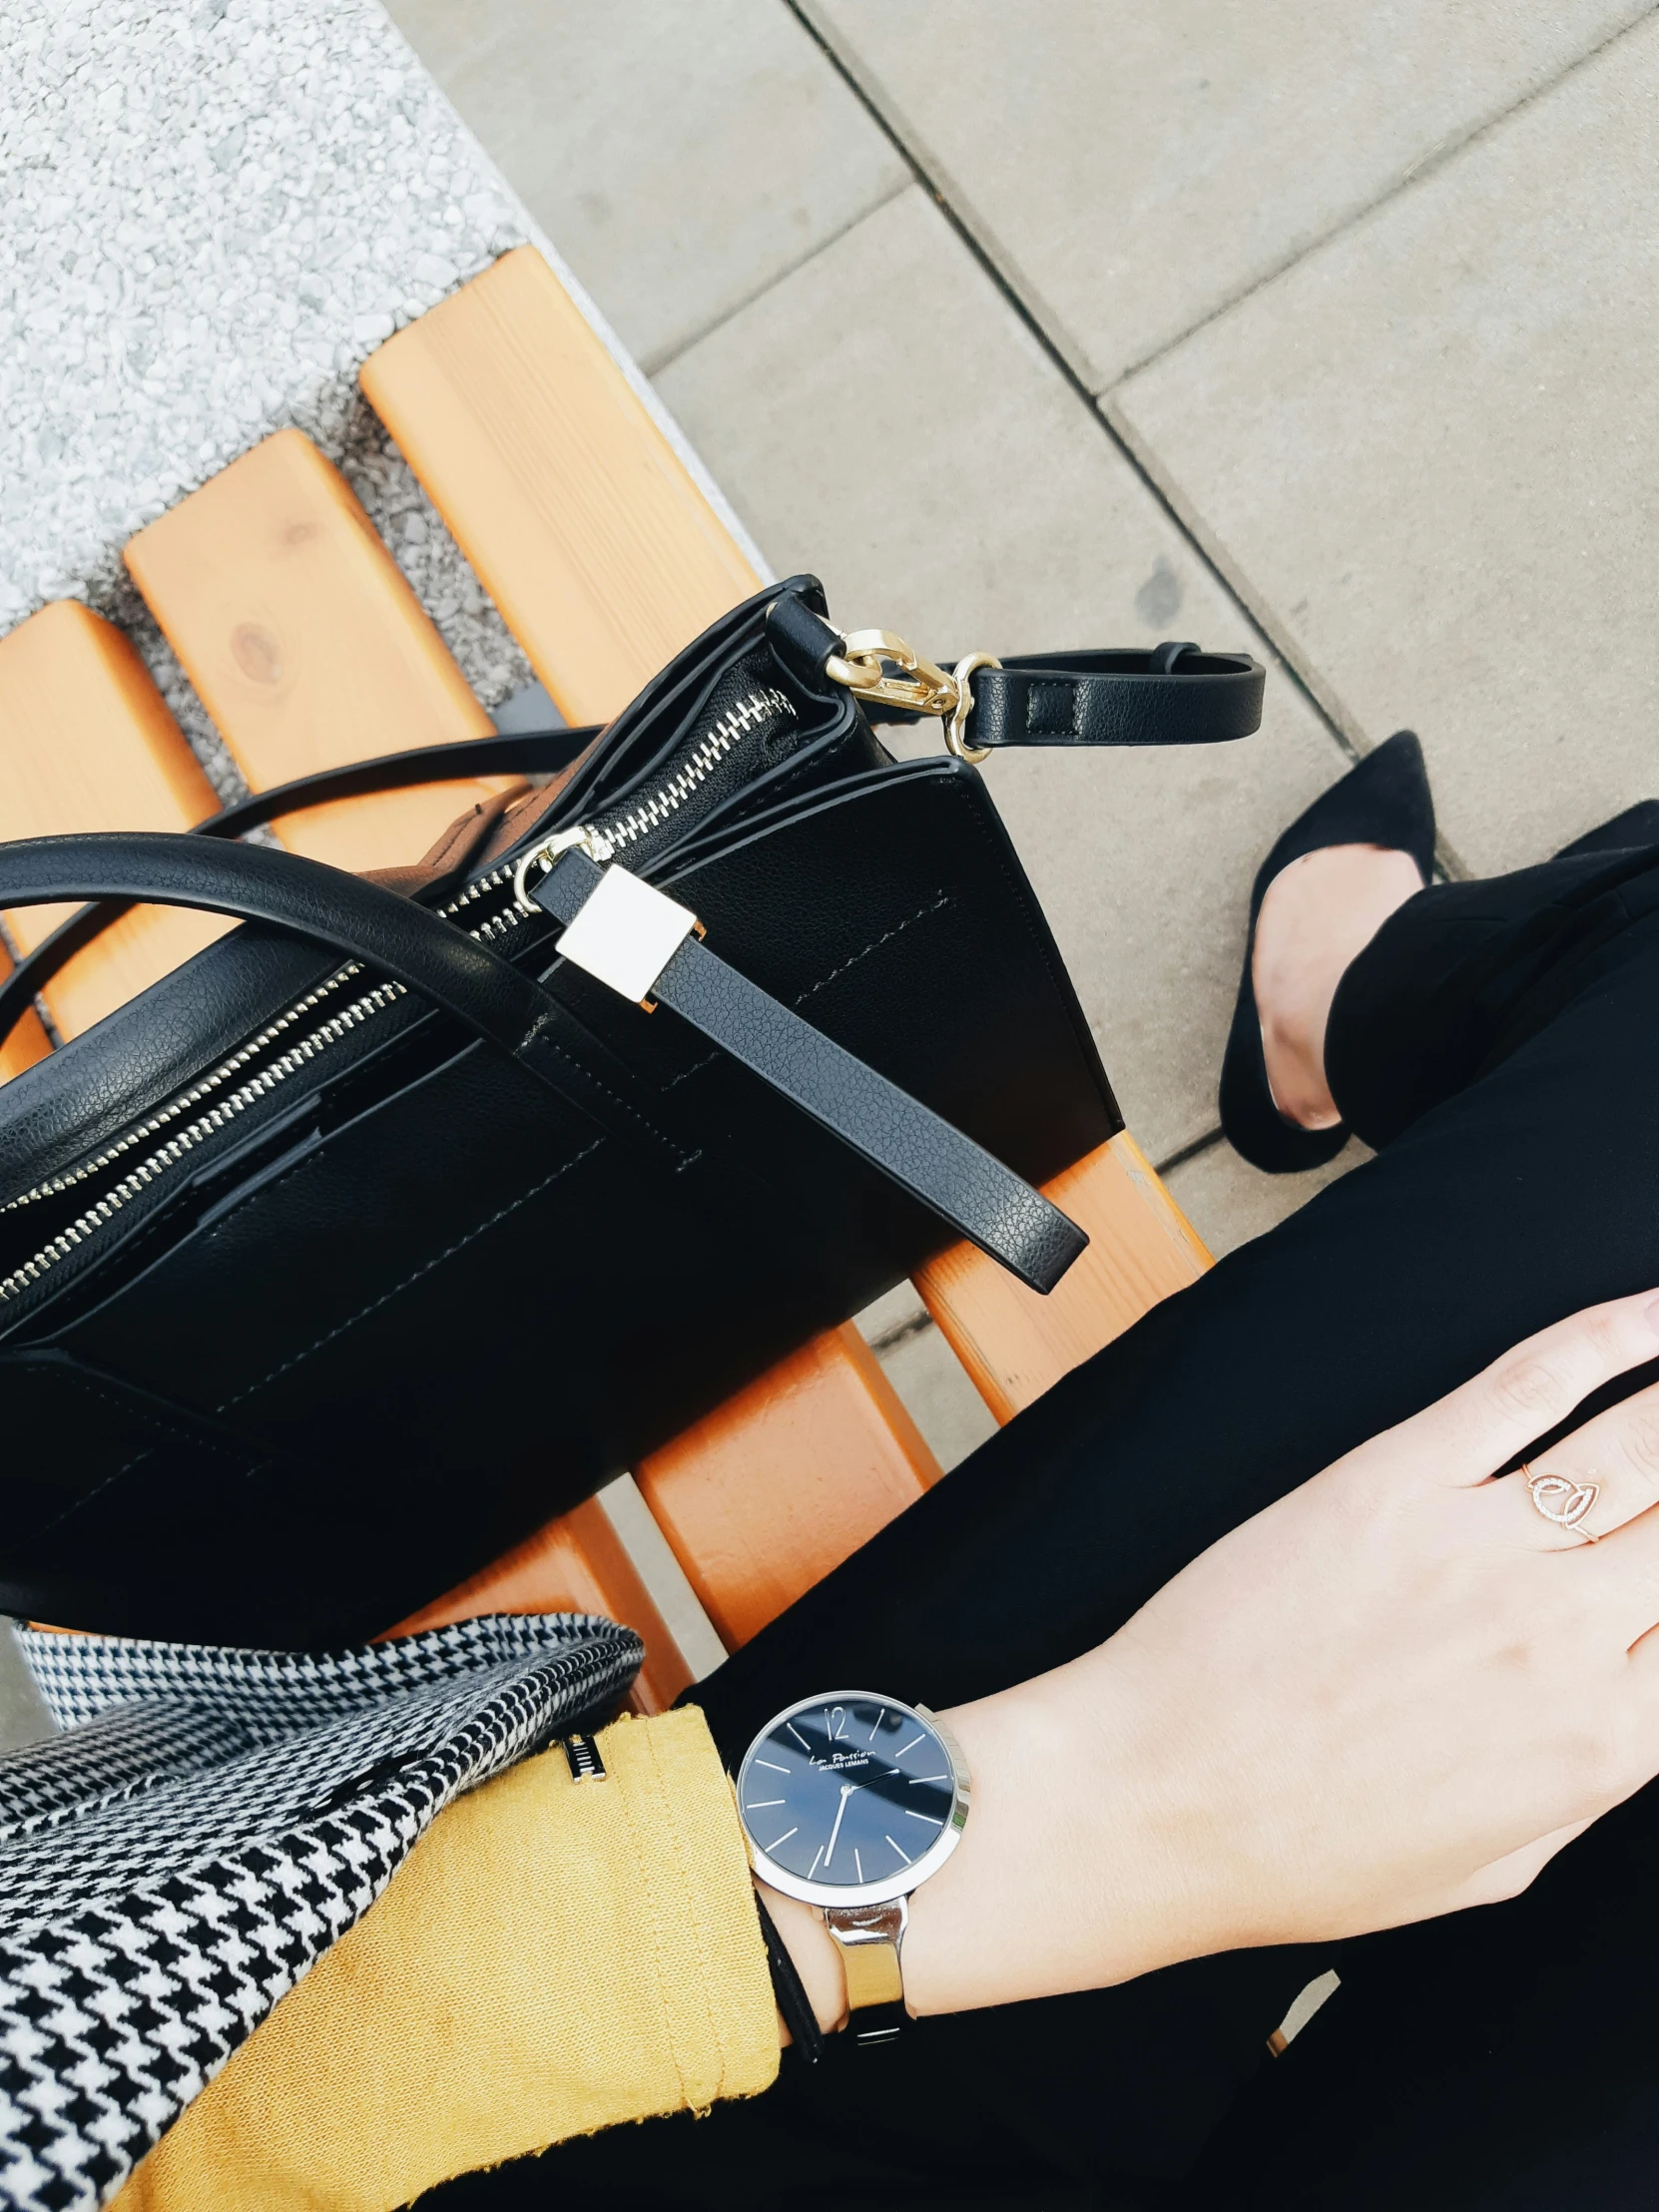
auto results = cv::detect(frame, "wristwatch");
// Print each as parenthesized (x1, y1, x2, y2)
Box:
(736, 1690, 970, 2046)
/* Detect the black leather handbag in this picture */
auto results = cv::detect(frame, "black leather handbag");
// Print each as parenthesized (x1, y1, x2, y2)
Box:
(0, 580, 1261, 1646)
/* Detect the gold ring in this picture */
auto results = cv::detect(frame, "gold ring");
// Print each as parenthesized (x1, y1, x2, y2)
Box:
(1521, 1459, 1601, 1543)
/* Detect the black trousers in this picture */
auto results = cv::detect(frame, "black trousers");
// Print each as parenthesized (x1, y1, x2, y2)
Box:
(434, 843, 1659, 2210)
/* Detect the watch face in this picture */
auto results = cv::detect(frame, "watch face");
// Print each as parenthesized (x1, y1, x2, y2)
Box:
(738, 1692, 966, 1906)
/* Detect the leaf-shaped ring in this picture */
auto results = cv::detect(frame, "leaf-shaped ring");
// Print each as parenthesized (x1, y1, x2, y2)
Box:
(1522, 1462, 1601, 1542)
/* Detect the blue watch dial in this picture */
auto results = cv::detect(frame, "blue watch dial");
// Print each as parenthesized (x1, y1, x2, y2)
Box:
(738, 1697, 955, 1890)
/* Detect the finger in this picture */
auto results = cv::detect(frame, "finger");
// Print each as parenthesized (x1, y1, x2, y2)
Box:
(1494, 1374, 1659, 1550)
(1390, 1292, 1659, 1489)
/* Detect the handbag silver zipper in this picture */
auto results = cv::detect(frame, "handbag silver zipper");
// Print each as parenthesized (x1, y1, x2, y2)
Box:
(511, 683, 794, 911)
(0, 684, 794, 1309)
(0, 858, 528, 1303)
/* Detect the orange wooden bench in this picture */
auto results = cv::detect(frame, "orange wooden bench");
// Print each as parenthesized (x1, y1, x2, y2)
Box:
(0, 245, 1211, 1712)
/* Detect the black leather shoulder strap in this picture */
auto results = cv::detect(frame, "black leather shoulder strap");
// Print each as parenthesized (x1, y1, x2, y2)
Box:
(1, 624, 1259, 1030)
(191, 726, 598, 841)
(763, 593, 1263, 750)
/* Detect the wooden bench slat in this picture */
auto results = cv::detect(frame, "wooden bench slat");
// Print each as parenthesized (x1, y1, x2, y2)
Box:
(360, 247, 759, 726)
(0, 941, 52, 1086)
(914, 1134, 1212, 1423)
(376, 1494, 692, 1715)
(0, 601, 228, 1041)
(635, 1324, 942, 1652)
(124, 429, 512, 875)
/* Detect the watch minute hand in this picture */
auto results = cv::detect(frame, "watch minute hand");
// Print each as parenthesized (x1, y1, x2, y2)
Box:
(824, 1781, 859, 1869)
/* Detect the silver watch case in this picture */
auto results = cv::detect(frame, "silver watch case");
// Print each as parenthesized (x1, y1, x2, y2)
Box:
(738, 1689, 971, 1909)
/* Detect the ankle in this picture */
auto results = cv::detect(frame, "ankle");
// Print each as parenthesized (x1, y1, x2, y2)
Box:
(1252, 844, 1423, 1129)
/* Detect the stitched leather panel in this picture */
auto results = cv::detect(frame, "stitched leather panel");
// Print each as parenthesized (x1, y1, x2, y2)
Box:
(0, 1348, 273, 1585)
(657, 931, 1086, 1293)
(537, 847, 1087, 1294)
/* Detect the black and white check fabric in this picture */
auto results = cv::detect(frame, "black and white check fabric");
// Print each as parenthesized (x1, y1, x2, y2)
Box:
(0, 1612, 641, 2212)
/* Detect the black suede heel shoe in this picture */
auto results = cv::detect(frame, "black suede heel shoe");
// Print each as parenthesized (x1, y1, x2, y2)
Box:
(1219, 730, 1436, 1173)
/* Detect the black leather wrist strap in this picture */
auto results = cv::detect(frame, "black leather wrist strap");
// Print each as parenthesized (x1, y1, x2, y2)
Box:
(753, 1889, 825, 2065)
(0, 725, 598, 1048)
(533, 848, 1087, 1296)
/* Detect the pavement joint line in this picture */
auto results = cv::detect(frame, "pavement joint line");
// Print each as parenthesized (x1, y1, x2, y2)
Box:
(643, 172, 914, 379)
(782, 0, 1362, 793)
(1105, 0, 1659, 391)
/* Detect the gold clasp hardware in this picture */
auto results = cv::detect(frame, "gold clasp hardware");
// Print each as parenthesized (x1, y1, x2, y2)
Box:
(825, 629, 999, 765)
(827, 630, 958, 719)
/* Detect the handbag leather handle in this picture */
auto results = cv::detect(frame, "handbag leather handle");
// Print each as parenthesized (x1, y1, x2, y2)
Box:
(0, 725, 599, 1040)
(0, 831, 1085, 1291)
(0, 832, 708, 1176)
(0, 832, 568, 1061)
(187, 724, 601, 840)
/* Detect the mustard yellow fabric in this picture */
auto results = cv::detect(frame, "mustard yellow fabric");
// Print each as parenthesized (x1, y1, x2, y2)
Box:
(112, 1705, 779, 2212)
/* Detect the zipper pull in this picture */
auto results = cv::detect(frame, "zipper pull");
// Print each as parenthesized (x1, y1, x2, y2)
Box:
(511, 823, 610, 915)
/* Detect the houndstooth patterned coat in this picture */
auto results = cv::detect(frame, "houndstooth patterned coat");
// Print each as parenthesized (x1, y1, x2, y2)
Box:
(0, 1612, 642, 2212)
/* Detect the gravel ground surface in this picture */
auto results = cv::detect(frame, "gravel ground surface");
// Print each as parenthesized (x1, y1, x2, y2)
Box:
(0, 0, 542, 760)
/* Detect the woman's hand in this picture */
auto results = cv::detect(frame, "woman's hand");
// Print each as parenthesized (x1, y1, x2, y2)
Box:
(834, 1290, 1659, 2020)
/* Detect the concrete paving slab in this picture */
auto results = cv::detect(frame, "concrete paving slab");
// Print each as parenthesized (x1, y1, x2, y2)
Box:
(658, 186, 1350, 1162)
(856, 1284, 998, 1473)
(877, 1321, 1000, 1473)
(805, 0, 1647, 392)
(1166, 1135, 1369, 1261)
(596, 1475, 729, 1683)
(1113, 16, 1659, 878)
(855, 1282, 930, 1347)
(381, 0, 909, 376)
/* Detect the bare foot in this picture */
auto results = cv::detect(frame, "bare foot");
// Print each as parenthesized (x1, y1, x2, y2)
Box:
(1253, 844, 1424, 1127)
